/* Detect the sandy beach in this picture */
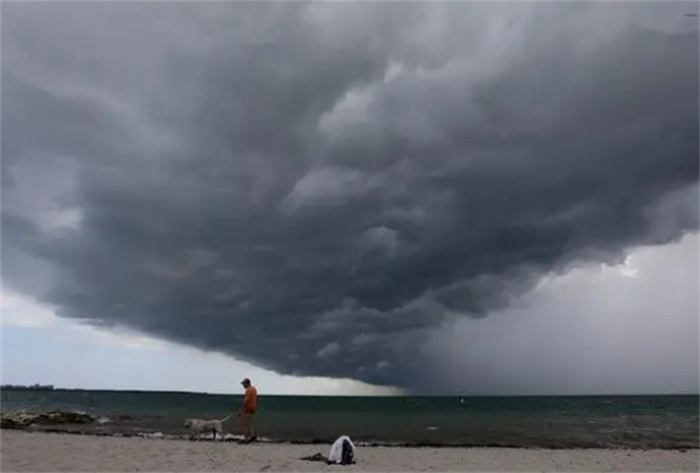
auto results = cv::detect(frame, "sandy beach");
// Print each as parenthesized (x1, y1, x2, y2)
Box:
(1, 431, 697, 472)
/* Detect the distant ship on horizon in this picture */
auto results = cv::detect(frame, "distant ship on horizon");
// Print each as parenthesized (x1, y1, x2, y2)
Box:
(1, 383, 55, 391)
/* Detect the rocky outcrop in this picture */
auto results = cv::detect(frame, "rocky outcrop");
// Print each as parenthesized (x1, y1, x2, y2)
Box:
(1, 410, 96, 429)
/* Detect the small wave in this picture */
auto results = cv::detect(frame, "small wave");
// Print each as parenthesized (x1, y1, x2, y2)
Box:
(138, 431, 165, 439)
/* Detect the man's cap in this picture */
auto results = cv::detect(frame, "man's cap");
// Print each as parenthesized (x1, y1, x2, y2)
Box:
(241, 378, 251, 385)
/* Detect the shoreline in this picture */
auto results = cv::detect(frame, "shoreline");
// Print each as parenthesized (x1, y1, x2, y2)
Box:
(2, 430, 698, 472)
(1, 425, 698, 451)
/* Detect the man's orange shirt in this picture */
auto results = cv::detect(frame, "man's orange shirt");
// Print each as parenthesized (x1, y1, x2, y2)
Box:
(243, 385, 258, 413)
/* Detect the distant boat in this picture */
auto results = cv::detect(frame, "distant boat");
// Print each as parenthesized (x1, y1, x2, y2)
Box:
(1, 384, 55, 391)
(460, 397, 465, 404)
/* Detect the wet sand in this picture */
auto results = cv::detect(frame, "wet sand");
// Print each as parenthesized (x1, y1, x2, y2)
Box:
(1, 430, 698, 472)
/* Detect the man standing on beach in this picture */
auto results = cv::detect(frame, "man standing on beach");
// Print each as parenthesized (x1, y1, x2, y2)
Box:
(238, 378, 257, 442)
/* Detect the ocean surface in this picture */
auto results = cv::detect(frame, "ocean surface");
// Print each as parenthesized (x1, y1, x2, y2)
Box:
(1, 389, 698, 449)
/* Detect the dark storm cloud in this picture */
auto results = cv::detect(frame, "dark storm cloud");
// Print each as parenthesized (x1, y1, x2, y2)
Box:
(2, 2, 698, 391)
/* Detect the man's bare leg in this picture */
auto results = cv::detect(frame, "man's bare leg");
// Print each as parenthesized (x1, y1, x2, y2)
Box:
(249, 414, 256, 441)
(241, 413, 256, 442)
(241, 413, 250, 440)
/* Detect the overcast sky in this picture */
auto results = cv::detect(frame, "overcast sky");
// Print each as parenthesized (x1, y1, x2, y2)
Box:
(2, 2, 698, 396)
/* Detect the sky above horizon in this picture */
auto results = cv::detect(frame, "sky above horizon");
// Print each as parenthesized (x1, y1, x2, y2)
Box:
(2, 2, 699, 396)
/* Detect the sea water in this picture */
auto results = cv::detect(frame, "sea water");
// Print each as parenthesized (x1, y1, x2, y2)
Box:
(1, 389, 697, 448)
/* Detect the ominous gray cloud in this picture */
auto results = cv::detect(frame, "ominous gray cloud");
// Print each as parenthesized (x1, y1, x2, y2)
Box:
(424, 232, 699, 395)
(2, 2, 698, 392)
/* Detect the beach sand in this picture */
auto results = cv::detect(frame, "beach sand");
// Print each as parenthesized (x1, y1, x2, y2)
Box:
(1, 430, 697, 472)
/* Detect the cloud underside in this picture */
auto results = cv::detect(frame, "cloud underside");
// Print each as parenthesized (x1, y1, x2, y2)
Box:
(2, 2, 698, 391)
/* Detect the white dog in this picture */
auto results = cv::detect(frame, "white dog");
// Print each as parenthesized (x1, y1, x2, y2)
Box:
(184, 413, 234, 441)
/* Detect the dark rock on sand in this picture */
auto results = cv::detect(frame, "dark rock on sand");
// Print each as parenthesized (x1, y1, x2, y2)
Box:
(1, 410, 96, 429)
